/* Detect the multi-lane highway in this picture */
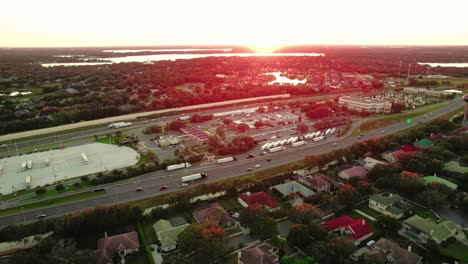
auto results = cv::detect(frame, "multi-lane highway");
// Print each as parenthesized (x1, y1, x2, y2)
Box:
(0, 98, 464, 227)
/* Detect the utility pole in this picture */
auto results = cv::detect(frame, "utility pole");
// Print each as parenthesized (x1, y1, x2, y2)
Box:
(406, 63, 411, 85)
(21, 206, 26, 223)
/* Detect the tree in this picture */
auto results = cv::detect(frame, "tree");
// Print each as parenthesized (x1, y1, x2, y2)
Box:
(249, 216, 278, 240)
(177, 223, 228, 264)
(35, 188, 47, 195)
(215, 127, 225, 138)
(239, 207, 267, 227)
(391, 102, 404, 113)
(336, 184, 361, 208)
(236, 123, 250, 133)
(281, 256, 318, 264)
(375, 216, 402, 238)
(296, 123, 309, 134)
(55, 184, 65, 191)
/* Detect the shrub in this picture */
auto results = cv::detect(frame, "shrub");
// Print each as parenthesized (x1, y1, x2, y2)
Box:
(35, 188, 47, 195)
(80, 176, 89, 182)
(55, 184, 65, 191)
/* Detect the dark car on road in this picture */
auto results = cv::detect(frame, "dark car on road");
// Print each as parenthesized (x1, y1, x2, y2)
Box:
(160, 185, 168, 191)
(36, 214, 47, 219)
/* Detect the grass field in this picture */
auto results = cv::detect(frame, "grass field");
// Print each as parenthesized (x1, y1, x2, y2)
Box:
(218, 196, 243, 212)
(355, 103, 447, 134)
(439, 242, 468, 262)
(416, 77, 468, 86)
(21, 183, 91, 201)
(140, 221, 158, 245)
(0, 191, 106, 216)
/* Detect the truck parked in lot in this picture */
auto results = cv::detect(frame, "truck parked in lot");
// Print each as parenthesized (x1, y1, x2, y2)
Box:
(21, 161, 27, 171)
(313, 136, 324, 142)
(292, 141, 306, 147)
(26, 160, 33, 170)
(269, 146, 285, 153)
(216, 157, 236, 164)
(167, 162, 191, 171)
(81, 153, 89, 165)
(181, 173, 207, 183)
(108, 122, 132, 129)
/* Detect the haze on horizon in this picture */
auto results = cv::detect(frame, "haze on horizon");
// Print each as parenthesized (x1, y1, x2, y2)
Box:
(1, 0, 468, 49)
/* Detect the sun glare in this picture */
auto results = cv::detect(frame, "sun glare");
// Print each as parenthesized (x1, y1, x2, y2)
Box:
(248, 44, 282, 53)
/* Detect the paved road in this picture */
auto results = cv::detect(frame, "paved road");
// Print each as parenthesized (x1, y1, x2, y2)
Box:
(0, 99, 463, 227)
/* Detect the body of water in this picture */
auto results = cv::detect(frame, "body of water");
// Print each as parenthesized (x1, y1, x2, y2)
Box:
(41, 52, 324, 67)
(102, 48, 232, 53)
(437, 207, 468, 226)
(267, 72, 307, 85)
(418, 62, 468, 68)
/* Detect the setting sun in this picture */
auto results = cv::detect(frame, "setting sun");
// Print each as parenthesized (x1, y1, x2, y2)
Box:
(248, 44, 282, 53)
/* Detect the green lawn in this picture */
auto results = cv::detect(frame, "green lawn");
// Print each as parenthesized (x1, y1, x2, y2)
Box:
(416, 77, 468, 86)
(415, 209, 441, 222)
(141, 221, 158, 245)
(356, 103, 446, 133)
(439, 242, 468, 262)
(218, 197, 243, 212)
(0, 191, 106, 216)
(21, 183, 91, 201)
(355, 202, 382, 219)
(224, 225, 242, 236)
(1, 188, 37, 201)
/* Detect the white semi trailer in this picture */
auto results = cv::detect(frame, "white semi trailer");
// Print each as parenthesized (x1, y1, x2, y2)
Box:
(167, 162, 192, 171)
(181, 173, 207, 183)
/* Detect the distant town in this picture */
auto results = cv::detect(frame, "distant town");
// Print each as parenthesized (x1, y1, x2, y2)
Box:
(0, 46, 467, 264)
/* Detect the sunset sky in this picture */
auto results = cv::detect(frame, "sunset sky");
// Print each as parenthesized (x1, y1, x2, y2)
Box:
(1, 0, 468, 48)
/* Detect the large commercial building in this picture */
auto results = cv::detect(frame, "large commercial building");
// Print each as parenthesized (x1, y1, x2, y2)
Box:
(338, 96, 392, 113)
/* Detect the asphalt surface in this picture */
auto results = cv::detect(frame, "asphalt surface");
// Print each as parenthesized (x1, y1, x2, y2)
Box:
(0, 98, 464, 227)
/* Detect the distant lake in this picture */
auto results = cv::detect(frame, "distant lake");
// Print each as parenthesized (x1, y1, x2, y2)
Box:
(418, 62, 468, 68)
(41, 52, 324, 67)
(103, 48, 232, 53)
(267, 72, 307, 85)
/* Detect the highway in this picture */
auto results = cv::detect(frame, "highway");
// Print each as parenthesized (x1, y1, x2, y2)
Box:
(0, 93, 348, 158)
(0, 98, 464, 227)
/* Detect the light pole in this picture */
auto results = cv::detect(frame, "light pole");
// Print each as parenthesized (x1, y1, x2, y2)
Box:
(21, 206, 26, 223)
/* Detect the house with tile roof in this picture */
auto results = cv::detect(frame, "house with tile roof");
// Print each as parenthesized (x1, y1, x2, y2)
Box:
(338, 166, 368, 180)
(404, 215, 458, 244)
(367, 238, 422, 264)
(299, 173, 340, 192)
(424, 176, 458, 190)
(238, 192, 280, 213)
(369, 193, 405, 219)
(323, 215, 373, 245)
(238, 242, 279, 264)
(153, 217, 190, 252)
(95, 231, 140, 264)
(192, 203, 235, 229)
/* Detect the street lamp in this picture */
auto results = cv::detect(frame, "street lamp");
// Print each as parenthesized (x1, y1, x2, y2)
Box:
(21, 206, 26, 223)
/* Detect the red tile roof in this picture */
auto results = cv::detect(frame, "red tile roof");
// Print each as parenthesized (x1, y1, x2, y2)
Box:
(239, 192, 279, 209)
(340, 166, 368, 178)
(323, 216, 373, 241)
(192, 203, 234, 226)
(96, 231, 139, 264)
(428, 135, 442, 141)
(322, 215, 355, 231)
(401, 145, 418, 152)
(345, 219, 373, 240)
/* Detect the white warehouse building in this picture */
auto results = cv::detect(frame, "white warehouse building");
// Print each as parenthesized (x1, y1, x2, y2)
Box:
(338, 95, 392, 113)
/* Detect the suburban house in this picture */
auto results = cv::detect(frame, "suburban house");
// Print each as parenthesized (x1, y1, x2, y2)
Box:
(153, 217, 190, 252)
(338, 166, 368, 180)
(424, 176, 458, 190)
(238, 192, 280, 212)
(322, 215, 373, 245)
(298, 173, 339, 192)
(192, 203, 235, 229)
(382, 150, 406, 163)
(95, 231, 140, 264)
(414, 139, 434, 148)
(238, 242, 279, 264)
(271, 181, 316, 205)
(404, 215, 458, 244)
(361, 157, 386, 170)
(368, 193, 405, 219)
(365, 238, 422, 264)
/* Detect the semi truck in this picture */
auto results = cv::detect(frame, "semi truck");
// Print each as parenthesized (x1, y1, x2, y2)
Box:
(167, 162, 191, 171)
(181, 173, 207, 183)
(313, 136, 325, 142)
(292, 141, 306, 147)
(26, 160, 33, 170)
(216, 157, 236, 164)
(325, 128, 331, 135)
(21, 161, 27, 171)
(269, 146, 285, 153)
(330, 127, 337, 134)
(108, 122, 132, 129)
(178, 115, 190, 121)
(81, 153, 89, 165)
